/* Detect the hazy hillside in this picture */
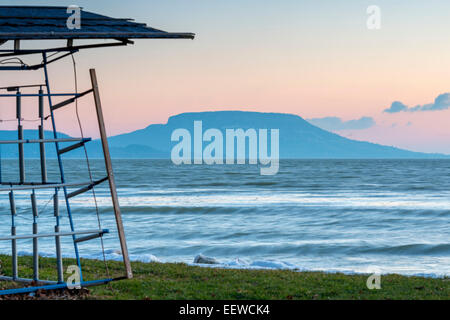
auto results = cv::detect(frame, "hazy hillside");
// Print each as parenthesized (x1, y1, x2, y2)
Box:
(105, 111, 446, 159)
(1, 111, 447, 159)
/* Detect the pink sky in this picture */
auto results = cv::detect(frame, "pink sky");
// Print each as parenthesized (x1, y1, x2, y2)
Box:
(1, 1, 450, 154)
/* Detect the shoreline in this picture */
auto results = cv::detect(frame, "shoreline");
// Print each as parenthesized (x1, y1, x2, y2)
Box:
(1, 251, 448, 279)
(0, 254, 448, 300)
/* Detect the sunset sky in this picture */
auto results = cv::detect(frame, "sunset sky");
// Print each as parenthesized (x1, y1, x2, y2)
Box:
(1, 0, 450, 154)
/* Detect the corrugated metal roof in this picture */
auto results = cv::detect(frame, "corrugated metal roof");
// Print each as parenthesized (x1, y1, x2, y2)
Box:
(0, 6, 194, 40)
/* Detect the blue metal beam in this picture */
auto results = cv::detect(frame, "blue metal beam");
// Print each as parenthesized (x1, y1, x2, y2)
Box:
(43, 52, 84, 283)
(0, 278, 113, 296)
(0, 93, 81, 97)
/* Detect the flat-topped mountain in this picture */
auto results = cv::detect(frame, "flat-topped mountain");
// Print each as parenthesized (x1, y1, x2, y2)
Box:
(0, 111, 447, 159)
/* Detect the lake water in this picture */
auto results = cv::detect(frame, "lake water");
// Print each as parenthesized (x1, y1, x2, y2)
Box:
(0, 159, 449, 277)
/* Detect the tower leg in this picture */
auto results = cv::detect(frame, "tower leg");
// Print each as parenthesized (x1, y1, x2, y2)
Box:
(38, 87, 47, 184)
(42, 52, 83, 282)
(9, 191, 18, 280)
(54, 192, 64, 283)
(31, 191, 39, 281)
(17, 91, 25, 184)
(90, 69, 133, 279)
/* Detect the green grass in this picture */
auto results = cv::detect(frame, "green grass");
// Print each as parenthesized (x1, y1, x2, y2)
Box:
(0, 255, 448, 300)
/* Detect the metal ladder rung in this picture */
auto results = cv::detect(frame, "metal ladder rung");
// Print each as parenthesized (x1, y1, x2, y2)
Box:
(51, 88, 93, 111)
(0, 138, 90, 145)
(1, 181, 60, 186)
(74, 231, 108, 244)
(0, 276, 57, 285)
(0, 180, 103, 192)
(67, 176, 109, 199)
(0, 228, 109, 241)
(58, 138, 91, 155)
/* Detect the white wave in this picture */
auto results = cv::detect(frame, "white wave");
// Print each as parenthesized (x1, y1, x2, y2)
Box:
(56, 190, 450, 211)
(1, 249, 447, 278)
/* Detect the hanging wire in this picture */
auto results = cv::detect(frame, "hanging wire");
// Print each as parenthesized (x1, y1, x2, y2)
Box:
(38, 191, 56, 216)
(12, 192, 55, 222)
(0, 57, 29, 67)
(42, 52, 59, 61)
(2, 186, 57, 219)
(0, 118, 47, 123)
(70, 53, 112, 281)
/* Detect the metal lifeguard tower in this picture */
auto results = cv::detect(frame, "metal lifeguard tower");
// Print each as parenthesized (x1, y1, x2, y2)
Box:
(0, 6, 194, 295)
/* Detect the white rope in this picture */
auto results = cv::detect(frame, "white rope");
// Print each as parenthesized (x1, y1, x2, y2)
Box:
(70, 53, 111, 279)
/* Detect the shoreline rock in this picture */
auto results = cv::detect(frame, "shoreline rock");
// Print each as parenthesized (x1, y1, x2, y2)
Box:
(193, 254, 219, 265)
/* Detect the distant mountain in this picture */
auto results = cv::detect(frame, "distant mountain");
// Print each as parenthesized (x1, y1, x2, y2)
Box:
(1, 111, 448, 159)
(105, 111, 447, 159)
(0, 130, 168, 159)
(0, 130, 73, 159)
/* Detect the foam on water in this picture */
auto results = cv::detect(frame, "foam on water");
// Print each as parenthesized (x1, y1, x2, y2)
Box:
(0, 159, 449, 278)
(3, 250, 448, 278)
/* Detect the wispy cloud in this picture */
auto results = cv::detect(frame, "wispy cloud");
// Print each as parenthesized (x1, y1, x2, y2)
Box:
(307, 116, 375, 131)
(384, 93, 450, 113)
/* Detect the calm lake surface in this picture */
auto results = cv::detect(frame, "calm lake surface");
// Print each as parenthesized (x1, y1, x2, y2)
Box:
(0, 159, 449, 277)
